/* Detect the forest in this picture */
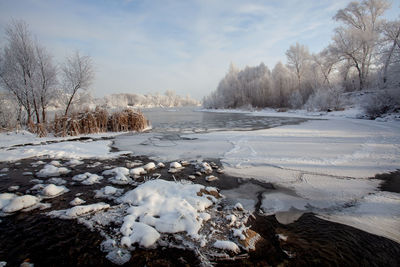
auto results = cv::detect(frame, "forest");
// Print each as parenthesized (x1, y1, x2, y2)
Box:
(203, 0, 400, 118)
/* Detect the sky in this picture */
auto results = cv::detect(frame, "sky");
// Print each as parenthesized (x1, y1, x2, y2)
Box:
(0, 0, 399, 100)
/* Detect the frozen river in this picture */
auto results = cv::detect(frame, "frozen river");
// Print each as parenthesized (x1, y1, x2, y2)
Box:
(115, 107, 400, 244)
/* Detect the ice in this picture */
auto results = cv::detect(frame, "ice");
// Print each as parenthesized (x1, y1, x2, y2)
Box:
(47, 177, 67, 185)
(213, 240, 240, 253)
(261, 192, 310, 215)
(120, 221, 161, 248)
(36, 164, 70, 178)
(70, 197, 86, 206)
(66, 159, 84, 166)
(8, 185, 20, 192)
(318, 191, 400, 244)
(95, 186, 124, 199)
(42, 184, 68, 197)
(118, 179, 213, 238)
(48, 203, 110, 219)
(0, 193, 16, 210)
(2, 195, 39, 213)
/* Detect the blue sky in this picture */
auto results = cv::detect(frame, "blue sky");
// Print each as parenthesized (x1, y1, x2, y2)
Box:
(0, 0, 399, 99)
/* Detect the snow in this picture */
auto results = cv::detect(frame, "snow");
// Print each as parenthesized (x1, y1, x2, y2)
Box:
(95, 186, 124, 199)
(36, 164, 70, 177)
(48, 203, 110, 219)
(120, 221, 161, 248)
(143, 162, 156, 171)
(70, 197, 86, 206)
(213, 240, 240, 253)
(129, 167, 146, 176)
(114, 109, 400, 242)
(118, 179, 213, 239)
(0, 139, 129, 162)
(103, 167, 132, 185)
(42, 184, 68, 197)
(1, 195, 39, 213)
(169, 162, 182, 168)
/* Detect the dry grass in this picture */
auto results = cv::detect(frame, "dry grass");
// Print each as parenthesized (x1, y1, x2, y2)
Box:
(53, 107, 148, 137)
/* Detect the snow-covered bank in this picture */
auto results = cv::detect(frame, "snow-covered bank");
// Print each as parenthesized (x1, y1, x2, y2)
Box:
(0, 131, 132, 162)
(115, 110, 400, 243)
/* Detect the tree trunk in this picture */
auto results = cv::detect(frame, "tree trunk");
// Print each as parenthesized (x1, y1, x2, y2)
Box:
(64, 89, 77, 116)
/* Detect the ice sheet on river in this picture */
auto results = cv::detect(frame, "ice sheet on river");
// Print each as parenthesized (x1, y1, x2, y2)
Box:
(115, 116, 400, 243)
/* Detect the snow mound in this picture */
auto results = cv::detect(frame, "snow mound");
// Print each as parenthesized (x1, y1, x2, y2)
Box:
(2, 195, 39, 213)
(213, 240, 240, 253)
(47, 177, 67, 185)
(103, 167, 132, 185)
(37, 164, 70, 178)
(121, 221, 161, 248)
(70, 197, 86, 206)
(169, 162, 182, 169)
(118, 179, 213, 239)
(66, 159, 84, 166)
(95, 186, 124, 199)
(130, 167, 146, 176)
(143, 162, 156, 171)
(42, 184, 69, 197)
(73, 172, 103, 185)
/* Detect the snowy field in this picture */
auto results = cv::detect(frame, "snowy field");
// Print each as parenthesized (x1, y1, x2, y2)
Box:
(114, 109, 400, 244)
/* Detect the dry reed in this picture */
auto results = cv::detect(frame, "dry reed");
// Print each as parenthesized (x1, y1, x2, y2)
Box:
(53, 107, 147, 137)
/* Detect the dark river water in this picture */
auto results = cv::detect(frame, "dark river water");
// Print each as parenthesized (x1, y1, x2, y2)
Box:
(142, 107, 307, 133)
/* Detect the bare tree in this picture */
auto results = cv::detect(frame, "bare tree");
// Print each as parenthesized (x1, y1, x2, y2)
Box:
(61, 51, 94, 116)
(285, 43, 310, 91)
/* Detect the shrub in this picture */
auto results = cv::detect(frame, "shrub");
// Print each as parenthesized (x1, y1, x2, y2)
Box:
(362, 89, 400, 119)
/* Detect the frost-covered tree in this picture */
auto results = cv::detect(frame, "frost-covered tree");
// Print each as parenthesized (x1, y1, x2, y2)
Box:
(285, 43, 310, 91)
(331, 0, 390, 90)
(379, 20, 400, 87)
(0, 20, 58, 125)
(61, 51, 94, 116)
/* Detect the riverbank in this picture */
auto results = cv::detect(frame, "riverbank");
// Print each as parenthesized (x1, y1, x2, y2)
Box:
(1, 155, 399, 266)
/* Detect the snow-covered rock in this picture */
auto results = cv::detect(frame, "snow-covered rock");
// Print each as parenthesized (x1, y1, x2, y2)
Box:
(169, 162, 182, 169)
(70, 197, 86, 206)
(118, 179, 213, 239)
(42, 184, 68, 197)
(49, 203, 110, 219)
(36, 164, 70, 178)
(213, 240, 240, 253)
(143, 162, 156, 171)
(2, 195, 39, 213)
(130, 167, 146, 176)
(121, 221, 160, 248)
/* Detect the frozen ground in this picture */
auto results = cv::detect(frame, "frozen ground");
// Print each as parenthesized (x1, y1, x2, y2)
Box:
(115, 111, 400, 243)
